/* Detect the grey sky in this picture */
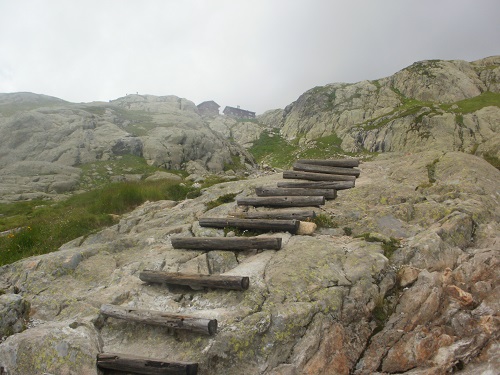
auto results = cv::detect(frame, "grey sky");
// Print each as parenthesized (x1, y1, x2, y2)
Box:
(1, 0, 498, 114)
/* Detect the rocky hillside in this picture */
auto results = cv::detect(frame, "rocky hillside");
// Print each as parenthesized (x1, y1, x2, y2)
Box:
(0, 150, 499, 374)
(261, 56, 500, 165)
(0, 56, 499, 374)
(2, 56, 498, 203)
(0, 93, 255, 202)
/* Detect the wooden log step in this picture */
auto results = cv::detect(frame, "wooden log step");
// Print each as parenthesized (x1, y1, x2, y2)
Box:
(229, 210, 317, 221)
(171, 236, 282, 251)
(296, 158, 359, 167)
(140, 271, 250, 291)
(97, 352, 198, 375)
(100, 304, 217, 335)
(255, 186, 337, 199)
(237, 196, 325, 207)
(293, 162, 361, 177)
(277, 180, 355, 190)
(283, 171, 356, 182)
(199, 217, 300, 233)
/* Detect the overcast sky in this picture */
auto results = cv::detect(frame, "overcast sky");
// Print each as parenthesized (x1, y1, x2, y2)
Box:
(1, 0, 498, 114)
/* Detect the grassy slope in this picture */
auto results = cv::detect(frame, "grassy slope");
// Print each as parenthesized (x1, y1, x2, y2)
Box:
(249, 129, 372, 169)
(440, 91, 500, 113)
(249, 91, 500, 170)
(0, 151, 240, 267)
(0, 179, 197, 266)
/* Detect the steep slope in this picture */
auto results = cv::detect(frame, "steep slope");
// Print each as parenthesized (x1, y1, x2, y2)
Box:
(262, 56, 500, 165)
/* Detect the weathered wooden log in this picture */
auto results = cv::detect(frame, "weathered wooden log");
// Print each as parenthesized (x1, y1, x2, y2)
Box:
(293, 162, 361, 177)
(171, 237, 282, 250)
(277, 180, 355, 190)
(237, 196, 325, 207)
(140, 271, 250, 291)
(100, 304, 217, 335)
(283, 171, 356, 182)
(255, 187, 337, 199)
(296, 158, 359, 167)
(97, 352, 198, 375)
(199, 217, 300, 233)
(229, 210, 317, 221)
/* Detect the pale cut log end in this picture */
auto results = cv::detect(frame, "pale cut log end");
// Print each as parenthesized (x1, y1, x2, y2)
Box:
(297, 221, 317, 235)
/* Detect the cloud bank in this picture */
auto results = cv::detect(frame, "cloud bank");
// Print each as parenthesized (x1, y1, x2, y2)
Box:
(1, 0, 498, 113)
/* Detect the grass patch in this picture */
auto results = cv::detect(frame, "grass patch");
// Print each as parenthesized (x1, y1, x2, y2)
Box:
(440, 91, 500, 114)
(298, 133, 344, 160)
(356, 233, 401, 259)
(82, 180, 195, 214)
(311, 213, 337, 228)
(205, 193, 237, 210)
(0, 205, 113, 266)
(249, 130, 298, 168)
(0, 179, 198, 266)
(371, 294, 396, 334)
(201, 175, 241, 189)
(358, 233, 380, 242)
(372, 295, 389, 330)
(235, 118, 259, 123)
(483, 153, 500, 170)
(357, 91, 435, 132)
(426, 158, 439, 184)
(381, 238, 401, 259)
(371, 80, 382, 90)
(358, 91, 499, 135)
(249, 130, 365, 169)
(0, 200, 51, 232)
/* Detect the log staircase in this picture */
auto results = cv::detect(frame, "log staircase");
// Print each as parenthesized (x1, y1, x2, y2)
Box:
(97, 158, 360, 374)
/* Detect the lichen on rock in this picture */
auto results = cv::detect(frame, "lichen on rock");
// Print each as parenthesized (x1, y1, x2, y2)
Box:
(0, 149, 498, 373)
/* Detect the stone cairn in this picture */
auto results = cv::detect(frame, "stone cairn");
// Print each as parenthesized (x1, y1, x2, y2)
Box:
(96, 158, 360, 374)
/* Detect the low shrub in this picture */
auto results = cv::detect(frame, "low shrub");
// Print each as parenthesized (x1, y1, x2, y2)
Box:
(381, 237, 401, 259)
(311, 213, 336, 228)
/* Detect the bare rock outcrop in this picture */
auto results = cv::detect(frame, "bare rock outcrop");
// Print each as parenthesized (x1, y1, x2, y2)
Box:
(0, 161, 82, 203)
(0, 294, 30, 339)
(0, 93, 254, 201)
(0, 320, 102, 374)
(257, 108, 285, 128)
(207, 115, 267, 149)
(390, 59, 485, 103)
(272, 56, 500, 162)
(0, 151, 498, 374)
